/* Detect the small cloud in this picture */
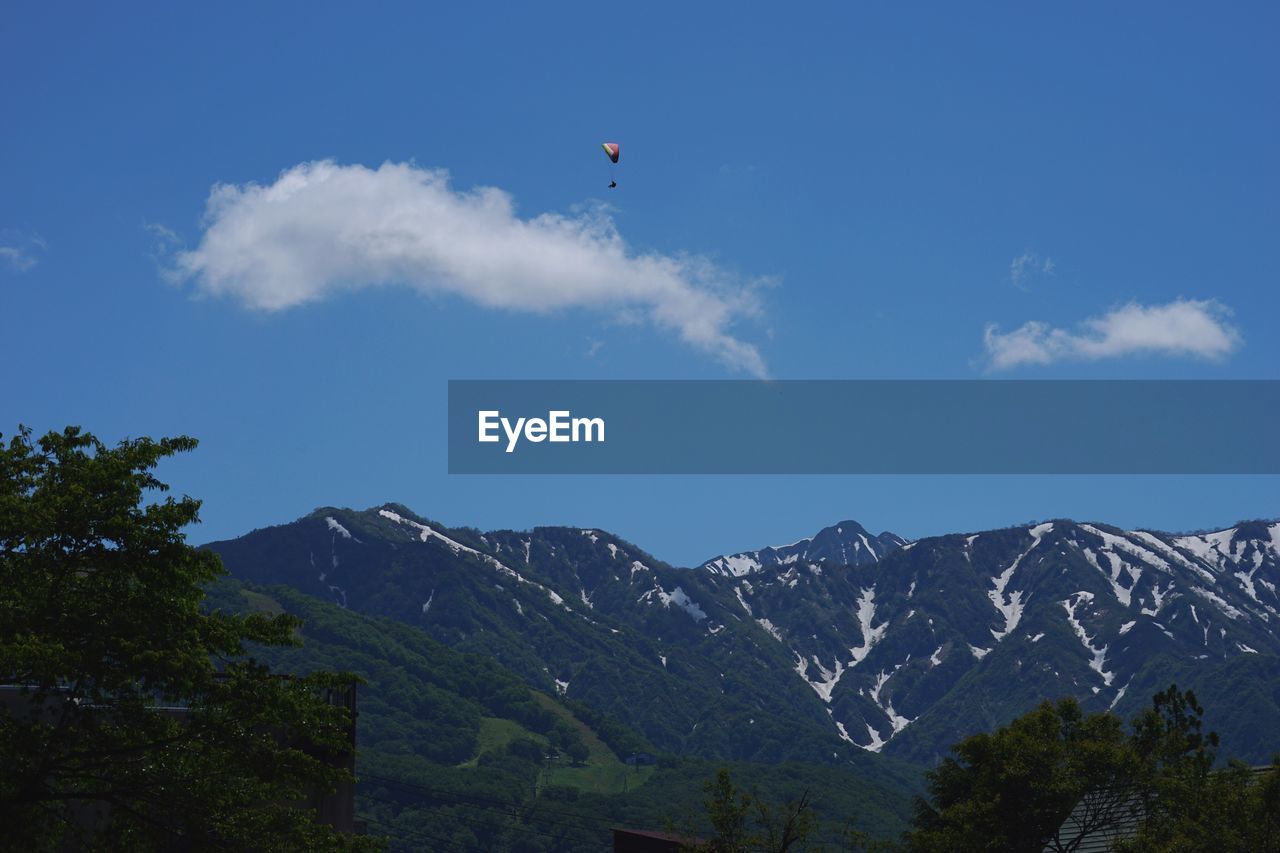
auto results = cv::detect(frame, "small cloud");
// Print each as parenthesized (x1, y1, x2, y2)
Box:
(144, 221, 180, 245)
(983, 298, 1243, 370)
(169, 160, 769, 376)
(585, 338, 604, 359)
(143, 221, 183, 265)
(0, 247, 36, 271)
(0, 231, 45, 272)
(1010, 251, 1054, 291)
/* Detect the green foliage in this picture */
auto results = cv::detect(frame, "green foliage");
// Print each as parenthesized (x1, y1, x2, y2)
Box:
(205, 579, 651, 848)
(680, 768, 817, 852)
(566, 740, 590, 766)
(1112, 756, 1280, 852)
(907, 685, 1280, 853)
(560, 694, 650, 758)
(507, 737, 546, 762)
(207, 578, 920, 848)
(0, 426, 375, 850)
(906, 697, 1133, 852)
(1114, 687, 1280, 852)
(701, 768, 754, 850)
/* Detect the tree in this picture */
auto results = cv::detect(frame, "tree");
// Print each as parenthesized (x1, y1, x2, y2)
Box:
(906, 697, 1136, 852)
(566, 740, 590, 766)
(907, 686, 1280, 853)
(685, 768, 816, 853)
(1115, 687, 1280, 852)
(0, 426, 378, 850)
(702, 768, 754, 852)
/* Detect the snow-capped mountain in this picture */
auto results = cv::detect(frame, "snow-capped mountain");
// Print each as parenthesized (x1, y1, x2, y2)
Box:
(700, 521, 907, 577)
(705, 519, 1280, 764)
(205, 508, 1280, 768)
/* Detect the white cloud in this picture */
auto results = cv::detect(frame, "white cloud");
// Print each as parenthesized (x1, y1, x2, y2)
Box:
(144, 221, 180, 245)
(983, 298, 1243, 370)
(170, 160, 768, 375)
(0, 231, 44, 272)
(1010, 251, 1054, 291)
(0, 247, 36, 271)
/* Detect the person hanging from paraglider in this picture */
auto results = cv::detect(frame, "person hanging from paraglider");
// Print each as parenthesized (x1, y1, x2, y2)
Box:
(602, 142, 619, 188)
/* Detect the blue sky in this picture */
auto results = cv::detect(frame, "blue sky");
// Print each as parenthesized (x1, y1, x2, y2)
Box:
(3, 2, 1276, 565)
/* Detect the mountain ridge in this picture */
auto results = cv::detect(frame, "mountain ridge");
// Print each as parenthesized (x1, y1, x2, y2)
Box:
(204, 505, 1280, 768)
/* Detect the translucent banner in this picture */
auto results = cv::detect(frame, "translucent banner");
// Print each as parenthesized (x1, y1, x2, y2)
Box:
(447, 380, 1280, 474)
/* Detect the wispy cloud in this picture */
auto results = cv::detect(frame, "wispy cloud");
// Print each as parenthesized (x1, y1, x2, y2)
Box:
(143, 221, 182, 266)
(983, 298, 1243, 370)
(1010, 251, 1054, 291)
(144, 221, 180, 246)
(168, 160, 768, 375)
(0, 231, 45, 272)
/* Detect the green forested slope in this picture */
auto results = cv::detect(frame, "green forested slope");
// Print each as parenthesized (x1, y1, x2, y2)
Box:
(204, 579, 922, 850)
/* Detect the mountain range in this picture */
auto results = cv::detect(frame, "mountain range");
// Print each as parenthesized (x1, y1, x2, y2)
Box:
(206, 507, 1280, 769)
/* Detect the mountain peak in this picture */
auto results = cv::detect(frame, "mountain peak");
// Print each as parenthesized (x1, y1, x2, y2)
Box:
(700, 519, 906, 577)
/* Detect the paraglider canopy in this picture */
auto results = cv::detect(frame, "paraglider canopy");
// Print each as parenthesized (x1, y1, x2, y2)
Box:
(601, 142, 620, 163)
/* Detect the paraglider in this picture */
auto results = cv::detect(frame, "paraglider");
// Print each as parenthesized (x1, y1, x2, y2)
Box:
(602, 142, 619, 188)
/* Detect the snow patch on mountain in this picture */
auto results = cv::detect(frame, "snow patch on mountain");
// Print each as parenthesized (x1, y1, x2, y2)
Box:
(803, 655, 846, 703)
(1234, 552, 1267, 605)
(642, 584, 707, 622)
(988, 526, 1049, 640)
(868, 668, 913, 739)
(1130, 531, 1215, 583)
(1081, 524, 1174, 578)
(1081, 547, 1136, 608)
(1141, 581, 1175, 617)
(1062, 591, 1114, 686)
(326, 517, 356, 540)
(756, 618, 784, 642)
(849, 586, 887, 666)
(1191, 586, 1243, 620)
(1110, 681, 1129, 710)
(707, 554, 762, 577)
(1174, 527, 1241, 572)
(378, 509, 581, 615)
